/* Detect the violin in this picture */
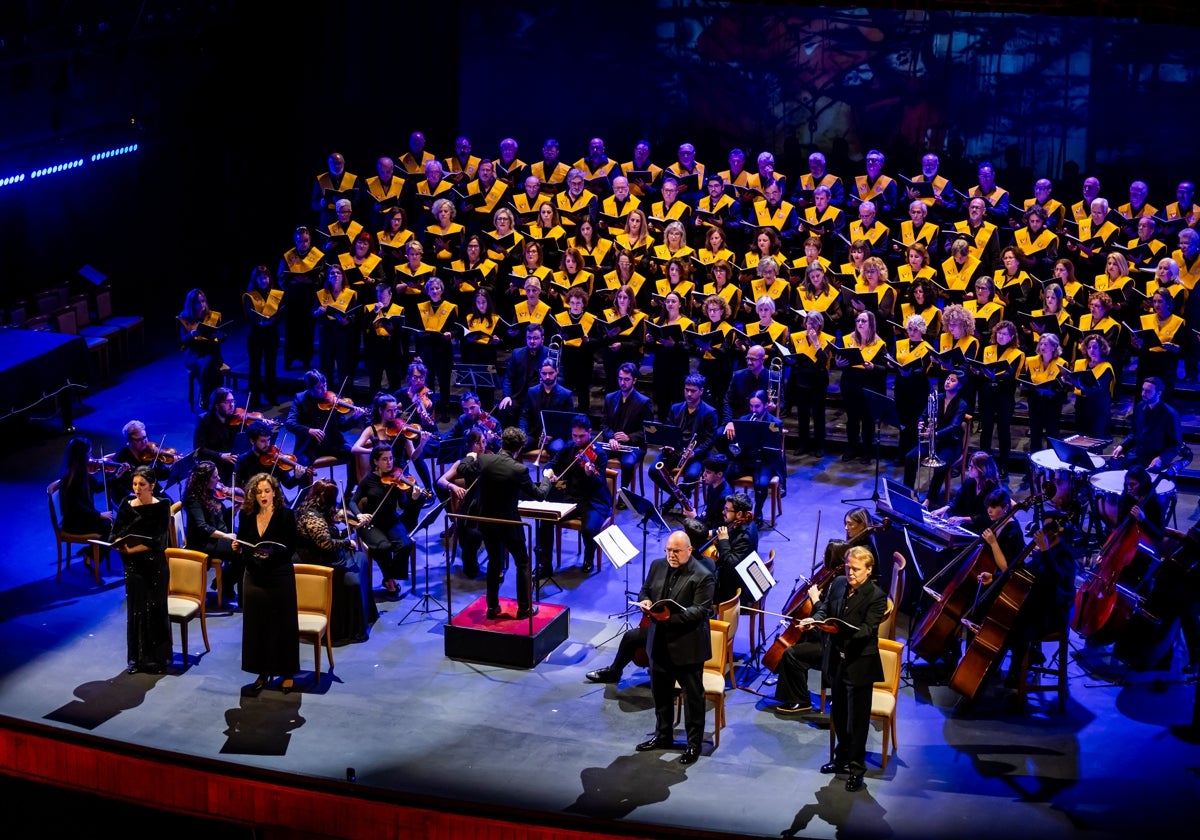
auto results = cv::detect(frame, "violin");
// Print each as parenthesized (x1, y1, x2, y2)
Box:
(226, 407, 279, 429)
(478, 410, 498, 431)
(87, 457, 129, 477)
(383, 420, 424, 442)
(575, 443, 600, 476)
(214, 482, 245, 503)
(138, 444, 178, 465)
(319, 391, 364, 415)
(380, 470, 433, 499)
(257, 445, 302, 472)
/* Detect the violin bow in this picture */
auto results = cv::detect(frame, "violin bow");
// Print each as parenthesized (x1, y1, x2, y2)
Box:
(240, 391, 252, 433)
(548, 430, 605, 484)
(152, 434, 168, 472)
(97, 439, 113, 516)
(319, 377, 352, 436)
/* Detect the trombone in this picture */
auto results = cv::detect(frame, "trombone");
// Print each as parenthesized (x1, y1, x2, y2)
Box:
(918, 383, 945, 494)
(767, 356, 784, 412)
(546, 334, 563, 371)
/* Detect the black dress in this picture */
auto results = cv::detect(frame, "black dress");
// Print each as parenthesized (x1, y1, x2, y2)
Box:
(236, 507, 299, 677)
(111, 493, 171, 671)
(295, 508, 377, 645)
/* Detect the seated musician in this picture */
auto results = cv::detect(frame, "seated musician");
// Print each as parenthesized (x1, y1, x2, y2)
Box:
(284, 370, 368, 467)
(353, 443, 426, 597)
(602, 362, 654, 494)
(435, 430, 487, 580)
(1111, 376, 1182, 471)
(649, 373, 719, 504)
(441, 391, 501, 457)
(978, 511, 1073, 689)
(713, 492, 758, 606)
(721, 389, 786, 526)
(193, 387, 243, 485)
(930, 452, 1000, 533)
(110, 419, 173, 507)
(182, 460, 240, 604)
(536, 415, 612, 577)
(682, 455, 733, 530)
(1114, 466, 1166, 547)
(903, 369, 969, 504)
(519, 360, 575, 457)
(234, 421, 313, 502)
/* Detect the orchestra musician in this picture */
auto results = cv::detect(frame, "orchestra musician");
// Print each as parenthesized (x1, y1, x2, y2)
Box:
(353, 442, 426, 597)
(519, 360, 575, 457)
(649, 373, 719, 502)
(435, 430, 487, 580)
(1112, 377, 1182, 472)
(601, 362, 654, 494)
(723, 344, 775, 425)
(234, 421, 313, 500)
(284, 370, 368, 468)
(722, 390, 786, 526)
(111, 420, 173, 508)
(930, 452, 1001, 533)
(183, 460, 241, 605)
(349, 392, 431, 489)
(497, 323, 549, 428)
(681, 455, 733, 531)
(58, 438, 115, 558)
(398, 360, 440, 488)
(193, 387, 243, 485)
(537, 415, 612, 576)
(712, 492, 759, 606)
(441, 391, 501, 460)
(903, 369, 968, 504)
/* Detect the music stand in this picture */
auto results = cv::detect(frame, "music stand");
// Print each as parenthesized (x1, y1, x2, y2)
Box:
(162, 451, 197, 494)
(399, 496, 449, 624)
(731, 420, 792, 541)
(453, 363, 499, 394)
(843, 389, 903, 505)
(594, 523, 641, 648)
(619, 488, 670, 587)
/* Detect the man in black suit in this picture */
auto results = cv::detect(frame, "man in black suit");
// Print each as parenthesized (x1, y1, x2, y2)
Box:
(634, 529, 715, 766)
(722, 344, 774, 424)
(456, 427, 550, 620)
(520, 360, 575, 457)
(903, 369, 968, 503)
(814, 545, 887, 793)
(497, 324, 549, 428)
(649, 373, 718, 500)
(602, 362, 654, 492)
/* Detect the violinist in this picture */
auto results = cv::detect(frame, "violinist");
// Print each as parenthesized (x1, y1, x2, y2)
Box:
(713, 492, 758, 606)
(59, 438, 115, 557)
(441, 392, 499, 459)
(537, 415, 612, 576)
(353, 443, 425, 597)
(284, 370, 367, 467)
(234, 422, 313, 500)
(682, 455, 733, 531)
(351, 392, 431, 488)
(178, 288, 226, 403)
(110, 420, 172, 507)
(194, 387, 243, 484)
(183, 460, 241, 604)
(398, 361, 441, 489)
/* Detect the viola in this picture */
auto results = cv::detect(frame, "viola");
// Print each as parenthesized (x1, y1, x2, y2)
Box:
(87, 457, 129, 477)
(214, 482, 245, 503)
(138, 444, 178, 465)
(381, 470, 433, 499)
(319, 391, 364, 415)
(257, 445, 301, 472)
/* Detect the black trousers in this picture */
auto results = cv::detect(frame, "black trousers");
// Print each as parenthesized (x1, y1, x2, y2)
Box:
(650, 649, 705, 750)
(830, 676, 874, 774)
(480, 523, 531, 612)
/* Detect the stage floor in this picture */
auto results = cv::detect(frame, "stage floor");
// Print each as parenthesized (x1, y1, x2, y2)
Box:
(2, 345, 1199, 839)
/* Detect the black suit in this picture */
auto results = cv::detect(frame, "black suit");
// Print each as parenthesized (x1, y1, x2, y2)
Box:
(520, 383, 574, 455)
(539, 443, 612, 570)
(816, 575, 886, 775)
(723, 368, 772, 425)
(456, 450, 548, 612)
(903, 390, 968, 501)
(501, 345, 549, 425)
(639, 554, 715, 751)
(602, 388, 654, 489)
(715, 519, 759, 606)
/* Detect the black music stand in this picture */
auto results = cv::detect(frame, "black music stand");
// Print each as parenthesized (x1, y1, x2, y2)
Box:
(399, 496, 449, 624)
(843, 389, 904, 505)
(619, 488, 670, 587)
(731, 420, 792, 540)
(453, 363, 500, 399)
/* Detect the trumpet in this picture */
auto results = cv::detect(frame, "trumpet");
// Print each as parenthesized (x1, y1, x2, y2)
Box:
(546, 334, 563, 371)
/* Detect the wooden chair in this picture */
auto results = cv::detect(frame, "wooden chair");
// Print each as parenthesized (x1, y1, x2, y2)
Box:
(715, 590, 741, 688)
(878, 554, 907, 642)
(169, 500, 225, 607)
(1016, 627, 1069, 712)
(674, 618, 731, 748)
(47, 480, 106, 584)
(555, 466, 618, 571)
(166, 548, 210, 666)
(828, 638, 904, 770)
(294, 563, 335, 684)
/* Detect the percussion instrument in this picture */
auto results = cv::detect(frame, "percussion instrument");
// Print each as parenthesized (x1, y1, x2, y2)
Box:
(1089, 469, 1176, 528)
(1029, 447, 1102, 512)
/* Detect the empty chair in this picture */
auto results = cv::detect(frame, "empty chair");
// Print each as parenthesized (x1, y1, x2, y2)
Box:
(166, 548, 210, 666)
(294, 563, 335, 683)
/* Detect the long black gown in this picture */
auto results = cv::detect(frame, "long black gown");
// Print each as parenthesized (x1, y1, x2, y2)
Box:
(295, 508, 377, 645)
(111, 493, 171, 671)
(236, 507, 299, 677)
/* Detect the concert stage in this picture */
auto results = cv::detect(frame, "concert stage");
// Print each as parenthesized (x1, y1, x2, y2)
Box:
(1, 343, 1198, 840)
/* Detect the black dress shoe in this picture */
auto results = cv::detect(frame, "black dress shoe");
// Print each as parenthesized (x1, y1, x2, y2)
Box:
(841, 450, 856, 462)
(845, 773, 864, 792)
(775, 702, 813, 714)
(586, 667, 620, 683)
(820, 761, 847, 774)
(485, 607, 502, 620)
(636, 736, 674, 751)
(678, 747, 700, 765)
(515, 606, 539, 619)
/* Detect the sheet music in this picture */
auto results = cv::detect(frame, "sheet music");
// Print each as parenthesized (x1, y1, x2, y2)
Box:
(518, 500, 577, 521)
(595, 524, 638, 569)
(735, 550, 776, 603)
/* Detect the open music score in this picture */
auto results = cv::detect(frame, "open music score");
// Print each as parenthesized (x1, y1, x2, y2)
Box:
(518, 500, 577, 521)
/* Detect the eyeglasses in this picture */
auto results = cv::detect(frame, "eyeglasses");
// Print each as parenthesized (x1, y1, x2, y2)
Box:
(129, 435, 147, 442)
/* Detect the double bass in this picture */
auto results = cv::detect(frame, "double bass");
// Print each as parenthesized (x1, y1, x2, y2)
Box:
(910, 490, 1042, 663)
(761, 518, 890, 673)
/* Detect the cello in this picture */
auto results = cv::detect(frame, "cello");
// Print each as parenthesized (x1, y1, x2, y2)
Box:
(910, 489, 1043, 663)
(761, 518, 890, 673)
(948, 503, 1056, 701)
